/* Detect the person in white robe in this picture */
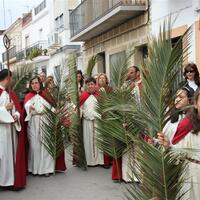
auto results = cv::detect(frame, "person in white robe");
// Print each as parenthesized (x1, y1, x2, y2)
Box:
(0, 70, 21, 187)
(158, 89, 200, 200)
(80, 77, 104, 166)
(24, 76, 54, 175)
(122, 66, 142, 182)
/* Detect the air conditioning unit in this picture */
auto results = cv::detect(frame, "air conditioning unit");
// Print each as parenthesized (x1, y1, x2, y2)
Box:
(48, 32, 61, 48)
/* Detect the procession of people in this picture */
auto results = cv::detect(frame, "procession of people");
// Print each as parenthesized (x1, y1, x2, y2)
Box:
(0, 61, 200, 200)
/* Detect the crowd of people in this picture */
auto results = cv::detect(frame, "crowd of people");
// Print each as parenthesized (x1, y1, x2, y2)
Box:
(0, 62, 200, 199)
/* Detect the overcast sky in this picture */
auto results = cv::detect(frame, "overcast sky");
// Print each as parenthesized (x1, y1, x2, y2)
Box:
(0, 0, 41, 61)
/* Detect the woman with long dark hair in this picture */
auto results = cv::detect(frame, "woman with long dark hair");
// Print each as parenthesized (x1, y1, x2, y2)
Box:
(180, 63, 200, 92)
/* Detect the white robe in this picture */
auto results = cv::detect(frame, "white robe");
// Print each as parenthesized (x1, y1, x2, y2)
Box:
(172, 132, 200, 200)
(81, 95, 104, 166)
(122, 148, 138, 182)
(0, 89, 21, 186)
(163, 115, 185, 145)
(25, 94, 54, 175)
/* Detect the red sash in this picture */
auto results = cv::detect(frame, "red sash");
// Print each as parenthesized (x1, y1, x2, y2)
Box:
(172, 116, 193, 145)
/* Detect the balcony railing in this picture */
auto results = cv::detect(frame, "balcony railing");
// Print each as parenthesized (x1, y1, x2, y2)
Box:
(70, 0, 147, 40)
(16, 40, 48, 61)
(2, 46, 16, 62)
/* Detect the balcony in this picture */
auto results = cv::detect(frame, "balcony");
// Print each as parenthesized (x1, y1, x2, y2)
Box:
(2, 46, 16, 63)
(16, 41, 48, 62)
(70, 0, 147, 42)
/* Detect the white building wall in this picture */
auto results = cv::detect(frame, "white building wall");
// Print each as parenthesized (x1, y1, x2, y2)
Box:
(22, 1, 51, 49)
(47, 0, 83, 75)
(151, 0, 199, 64)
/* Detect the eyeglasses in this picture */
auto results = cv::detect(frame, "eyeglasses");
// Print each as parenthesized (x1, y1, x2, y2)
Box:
(186, 70, 195, 73)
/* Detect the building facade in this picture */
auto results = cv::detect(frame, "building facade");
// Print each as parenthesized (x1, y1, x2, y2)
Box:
(70, 0, 149, 78)
(70, 0, 200, 76)
(48, 0, 82, 75)
(2, 0, 83, 75)
(151, 0, 200, 71)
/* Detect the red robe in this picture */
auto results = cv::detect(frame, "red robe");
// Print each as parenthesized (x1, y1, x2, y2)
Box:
(172, 115, 193, 145)
(80, 91, 99, 106)
(24, 90, 66, 172)
(0, 89, 26, 189)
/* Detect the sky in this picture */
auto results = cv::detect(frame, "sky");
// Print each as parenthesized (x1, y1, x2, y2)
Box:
(0, 0, 41, 61)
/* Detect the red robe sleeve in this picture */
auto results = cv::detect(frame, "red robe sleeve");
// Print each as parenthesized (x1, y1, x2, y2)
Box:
(172, 116, 193, 145)
(10, 91, 27, 189)
(80, 91, 91, 106)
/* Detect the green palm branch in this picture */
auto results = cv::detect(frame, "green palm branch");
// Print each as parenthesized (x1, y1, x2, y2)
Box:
(11, 64, 33, 102)
(125, 137, 189, 200)
(96, 50, 135, 164)
(96, 20, 191, 200)
(85, 55, 97, 78)
(41, 64, 71, 172)
(67, 53, 87, 169)
(42, 54, 87, 170)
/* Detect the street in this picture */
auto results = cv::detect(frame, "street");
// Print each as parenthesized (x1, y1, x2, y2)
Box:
(0, 156, 126, 200)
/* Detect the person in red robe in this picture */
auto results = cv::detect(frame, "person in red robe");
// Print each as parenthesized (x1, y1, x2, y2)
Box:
(80, 77, 104, 166)
(0, 69, 26, 190)
(24, 76, 66, 175)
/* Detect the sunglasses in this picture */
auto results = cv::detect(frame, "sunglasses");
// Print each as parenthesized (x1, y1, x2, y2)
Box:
(186, 70, 195, 73)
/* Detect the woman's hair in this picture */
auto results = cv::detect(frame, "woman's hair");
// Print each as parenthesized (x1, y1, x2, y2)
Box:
(170, 86, 194, 123)
(183, 63, 200, 85)
(97, 73, 109, 85)
(29, 76, 43, 91)
(44, 76, 54, 88)
(188, 88, 200, 134)
(77, 70, 84, 88)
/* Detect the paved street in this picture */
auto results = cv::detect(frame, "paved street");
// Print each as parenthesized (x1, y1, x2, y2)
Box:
(0, 156, 126, 200)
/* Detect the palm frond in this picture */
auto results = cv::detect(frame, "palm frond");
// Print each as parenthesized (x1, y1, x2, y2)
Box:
(41, 63, 71, 171)
(96, 50, 136, 159)
(85, 55, 97, 78)
(125, 137, 189, 200)
(11, 64, 33, 101)
(67, 53, 87, 169)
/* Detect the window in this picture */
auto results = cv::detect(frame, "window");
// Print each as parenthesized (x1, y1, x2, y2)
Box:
(109, 51, 126, 83)
(55, 14, 64, 31)
(35, 0, 46, 15)
(25, 35, 30, 48)
(39, 28, 43, 40)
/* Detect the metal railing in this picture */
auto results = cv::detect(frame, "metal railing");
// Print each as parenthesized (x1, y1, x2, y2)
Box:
(70, 0, 146, 37)
(2, 46, 16, 62)
(16, 40, 48, 61)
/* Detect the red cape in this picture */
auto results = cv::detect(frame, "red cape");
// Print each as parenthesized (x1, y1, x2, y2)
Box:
(80, 91, 99, 106)
(24, 90, 66, 171)
(0, 89, 26, 189)
(24, 89, 54, 105)
(172, 116, 193, 145)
